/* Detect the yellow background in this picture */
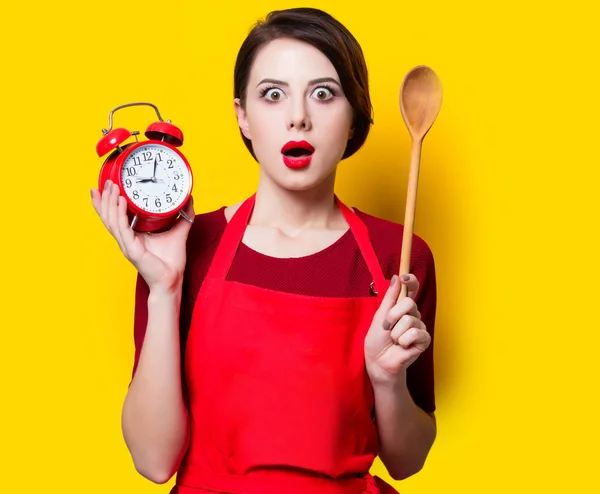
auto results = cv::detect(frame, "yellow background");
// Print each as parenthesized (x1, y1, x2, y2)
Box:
(2, 0, 598, 492)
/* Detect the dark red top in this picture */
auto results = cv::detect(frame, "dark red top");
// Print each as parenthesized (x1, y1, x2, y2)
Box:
(133, 205, 437, 413)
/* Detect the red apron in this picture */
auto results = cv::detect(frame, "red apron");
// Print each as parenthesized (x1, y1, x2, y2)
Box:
(174, 195, 398, 494)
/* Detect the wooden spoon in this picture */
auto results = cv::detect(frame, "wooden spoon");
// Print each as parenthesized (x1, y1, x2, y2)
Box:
(397, 65, 443, 301)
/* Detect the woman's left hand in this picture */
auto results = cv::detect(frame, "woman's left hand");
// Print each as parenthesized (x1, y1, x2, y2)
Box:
(364, 274, 431, 385)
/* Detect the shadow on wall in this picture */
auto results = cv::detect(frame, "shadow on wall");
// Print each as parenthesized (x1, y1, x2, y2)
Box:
(338, 120, 470, 407)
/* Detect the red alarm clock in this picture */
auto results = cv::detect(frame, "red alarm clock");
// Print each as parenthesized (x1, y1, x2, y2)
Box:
(96, 102, 193, 233)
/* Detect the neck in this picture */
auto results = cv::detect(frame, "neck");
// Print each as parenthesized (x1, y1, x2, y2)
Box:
(251, 172, 341, 230)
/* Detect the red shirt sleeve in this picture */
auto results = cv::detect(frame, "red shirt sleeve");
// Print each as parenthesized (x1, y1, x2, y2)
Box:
(403, 241, 437, 413)
(131, 208, 226, 381)
(356, 209, 438, 413)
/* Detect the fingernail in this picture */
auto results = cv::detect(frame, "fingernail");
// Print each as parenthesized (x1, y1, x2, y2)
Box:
(390, 275, 398, 286)
(401, 275, 410, 282)
(382, 320, 391, 331)
(104, 180, 110, 191)
(90, 189, 94, 199)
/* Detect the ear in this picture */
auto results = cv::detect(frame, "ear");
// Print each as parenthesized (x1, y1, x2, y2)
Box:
(234, 98, 252, 140)
(348, 114, 356, 140)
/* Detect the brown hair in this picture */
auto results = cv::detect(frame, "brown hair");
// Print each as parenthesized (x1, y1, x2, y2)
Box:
(233, 7, 374, 161)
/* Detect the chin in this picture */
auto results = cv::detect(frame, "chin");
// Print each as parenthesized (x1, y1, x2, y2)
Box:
(279, 168, 337, 192)
(275, 176, 324, 192)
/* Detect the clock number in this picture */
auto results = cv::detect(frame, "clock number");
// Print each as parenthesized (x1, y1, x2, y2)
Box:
(143, 151, 152, 161)
(155, 198, 162, 208)
(133, 190, 139, 200)
(166, 194, 172, 203)
(127, 167, 137, 176)
(132, 157, 141, 166)
(172, 184, 177, 192)
(143, 198, 148, 208)
(125, 179, 132, 188)
(156, 152, 163, 162)
(167, 159, 174, 168)
(174, 174, 180, 180)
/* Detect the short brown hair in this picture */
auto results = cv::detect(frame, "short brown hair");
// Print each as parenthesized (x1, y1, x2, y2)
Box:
(233, 7, 374, 161)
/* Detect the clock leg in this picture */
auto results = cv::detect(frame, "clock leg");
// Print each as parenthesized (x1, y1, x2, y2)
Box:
(178, 209, 194, 224)
(130, 214, 139, 230)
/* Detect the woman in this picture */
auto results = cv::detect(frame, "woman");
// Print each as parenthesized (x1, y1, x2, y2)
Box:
(91, 7, 438, 494)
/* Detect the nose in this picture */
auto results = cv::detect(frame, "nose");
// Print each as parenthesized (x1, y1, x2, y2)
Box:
(287, 98, 312, 131)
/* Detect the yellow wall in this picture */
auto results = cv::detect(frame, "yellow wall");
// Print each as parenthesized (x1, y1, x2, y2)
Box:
(2, 1, 598, 492)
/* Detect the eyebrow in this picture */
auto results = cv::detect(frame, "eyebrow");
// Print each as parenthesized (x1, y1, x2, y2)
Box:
(256, 77, 341, 88)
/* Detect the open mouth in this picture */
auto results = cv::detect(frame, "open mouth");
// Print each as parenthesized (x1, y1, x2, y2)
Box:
(281, 141, 315, 169)
(283, 147, 313, 158)
(281, 140, 315, 156)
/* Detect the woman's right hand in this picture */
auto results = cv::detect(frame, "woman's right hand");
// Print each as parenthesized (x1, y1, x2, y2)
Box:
(91, 180, 195, 292)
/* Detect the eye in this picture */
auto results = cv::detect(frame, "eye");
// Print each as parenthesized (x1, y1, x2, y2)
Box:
(311, 86, 335, 101)
(261, 87, 285, 101)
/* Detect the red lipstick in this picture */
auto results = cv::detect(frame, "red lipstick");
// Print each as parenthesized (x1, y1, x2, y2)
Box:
(281, 140, 315, 169)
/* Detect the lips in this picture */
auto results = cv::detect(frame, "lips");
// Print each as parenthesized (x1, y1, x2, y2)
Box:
(281, 140, 315, 155)
(281, 140, 314, 169)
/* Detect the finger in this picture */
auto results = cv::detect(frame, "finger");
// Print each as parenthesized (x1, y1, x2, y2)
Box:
(116, 193, 136, 250)
(396, 327, 431, 350)
(105, 183, 118, 230)
(90, 188, 101, 215)
(390, 315, 426, 342)
(107, 184, 123, 247)
(112, 196, 126, 249)
(408, 302, 421, 319)
(99, 180, 112, 228)
(398, 273, 420, 300)
(373, 275, 401, 324)
(112, 187, 128, 249)
(382, 297, 421, 331)
(393, 296, 421, 321)
(111, 194, 133, 252)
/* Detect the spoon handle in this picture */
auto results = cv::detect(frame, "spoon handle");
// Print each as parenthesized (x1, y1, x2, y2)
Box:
(397, 138, 422, 302)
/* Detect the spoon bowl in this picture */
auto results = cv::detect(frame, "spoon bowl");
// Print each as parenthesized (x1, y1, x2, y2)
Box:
(400, 65, 443, 141)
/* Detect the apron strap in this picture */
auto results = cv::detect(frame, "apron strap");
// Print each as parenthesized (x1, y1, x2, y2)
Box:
(335, 196, 387, 303)
(205, 194, 256, 281)
(206, 194, 388, 302)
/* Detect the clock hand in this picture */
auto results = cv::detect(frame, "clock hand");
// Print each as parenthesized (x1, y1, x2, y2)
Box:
(136, 177, 165, 183)
(152, 155, 158, 181)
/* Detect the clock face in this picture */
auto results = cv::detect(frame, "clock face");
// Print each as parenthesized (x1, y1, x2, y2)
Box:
(121, 144, 191, 214)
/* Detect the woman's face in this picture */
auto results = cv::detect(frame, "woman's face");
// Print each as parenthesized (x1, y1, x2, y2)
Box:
(235, 38, 354, 192)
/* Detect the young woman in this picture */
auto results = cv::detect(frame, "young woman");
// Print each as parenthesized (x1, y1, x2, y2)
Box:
(91, 7, 438, 494)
